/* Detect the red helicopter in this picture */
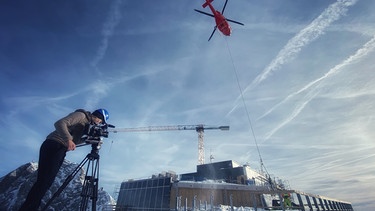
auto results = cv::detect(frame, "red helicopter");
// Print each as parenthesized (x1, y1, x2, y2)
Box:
(194, 0, 244, 41)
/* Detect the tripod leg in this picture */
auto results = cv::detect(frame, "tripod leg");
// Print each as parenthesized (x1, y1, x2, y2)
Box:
(91, 158, 99, 210)
(41, 156, 90, 211)
(80, 161, 92, 210)
(80, 156, 99, 211)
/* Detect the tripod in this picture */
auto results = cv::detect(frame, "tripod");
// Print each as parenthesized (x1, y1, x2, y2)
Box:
(41, 140, 102, 211)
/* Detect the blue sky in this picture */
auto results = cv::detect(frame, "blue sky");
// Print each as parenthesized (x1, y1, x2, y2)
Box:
(1, 0, 375, 210)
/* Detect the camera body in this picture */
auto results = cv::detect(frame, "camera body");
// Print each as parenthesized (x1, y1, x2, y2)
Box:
(81, 123, 115, 145)
(88, 124, 109, 138)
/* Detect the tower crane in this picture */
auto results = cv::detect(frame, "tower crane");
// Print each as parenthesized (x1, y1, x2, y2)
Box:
(109, 124, 229, 165)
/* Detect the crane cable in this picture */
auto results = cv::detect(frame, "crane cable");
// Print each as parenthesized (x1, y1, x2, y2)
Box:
(223, 37, 270, 176)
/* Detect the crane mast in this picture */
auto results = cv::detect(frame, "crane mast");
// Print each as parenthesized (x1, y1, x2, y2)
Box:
(110, 124, 229, 165)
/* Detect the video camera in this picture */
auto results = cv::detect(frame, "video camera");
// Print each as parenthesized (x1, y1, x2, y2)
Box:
(81, 123, 115, 145)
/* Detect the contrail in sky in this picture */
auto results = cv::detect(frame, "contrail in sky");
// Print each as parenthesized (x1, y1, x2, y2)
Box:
(91, 0, 123, 69)
(87, 0, 123, 109)
(264, 89, 318, 140)
(263, 34, 375, 140)
(227, 0, 358, 116)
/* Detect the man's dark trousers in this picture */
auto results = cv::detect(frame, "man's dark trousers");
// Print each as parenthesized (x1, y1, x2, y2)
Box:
(19, 139, 67, 211)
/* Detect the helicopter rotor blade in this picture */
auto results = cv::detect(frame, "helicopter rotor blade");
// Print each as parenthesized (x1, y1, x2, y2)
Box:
(222, 0, 228, 14)
(208, 26, 217, 41)
(226, 18, 244, 26)
(194, 9, 214, 18)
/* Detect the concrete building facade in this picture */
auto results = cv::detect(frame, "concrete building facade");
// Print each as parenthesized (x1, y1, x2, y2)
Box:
(115, 160, 353, 211)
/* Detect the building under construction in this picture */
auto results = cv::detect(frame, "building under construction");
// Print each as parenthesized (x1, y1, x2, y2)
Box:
(115, 160, 353, 211)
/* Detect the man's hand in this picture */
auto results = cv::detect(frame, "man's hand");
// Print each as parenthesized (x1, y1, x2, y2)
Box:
(68, 140, 76, 151)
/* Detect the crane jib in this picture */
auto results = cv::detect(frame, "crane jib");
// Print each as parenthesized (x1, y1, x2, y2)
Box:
(109, 125, 229, 133)
(107, 124, 229, 165)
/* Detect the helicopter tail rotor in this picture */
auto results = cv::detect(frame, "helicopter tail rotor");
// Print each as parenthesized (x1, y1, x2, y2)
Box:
(202, 0, 214, 8)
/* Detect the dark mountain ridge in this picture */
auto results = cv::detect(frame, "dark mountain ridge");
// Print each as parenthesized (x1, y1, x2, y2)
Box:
(0, 160, 115, 210)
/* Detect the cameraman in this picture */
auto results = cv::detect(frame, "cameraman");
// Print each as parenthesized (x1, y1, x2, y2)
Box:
(19, 108, 109, 211)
